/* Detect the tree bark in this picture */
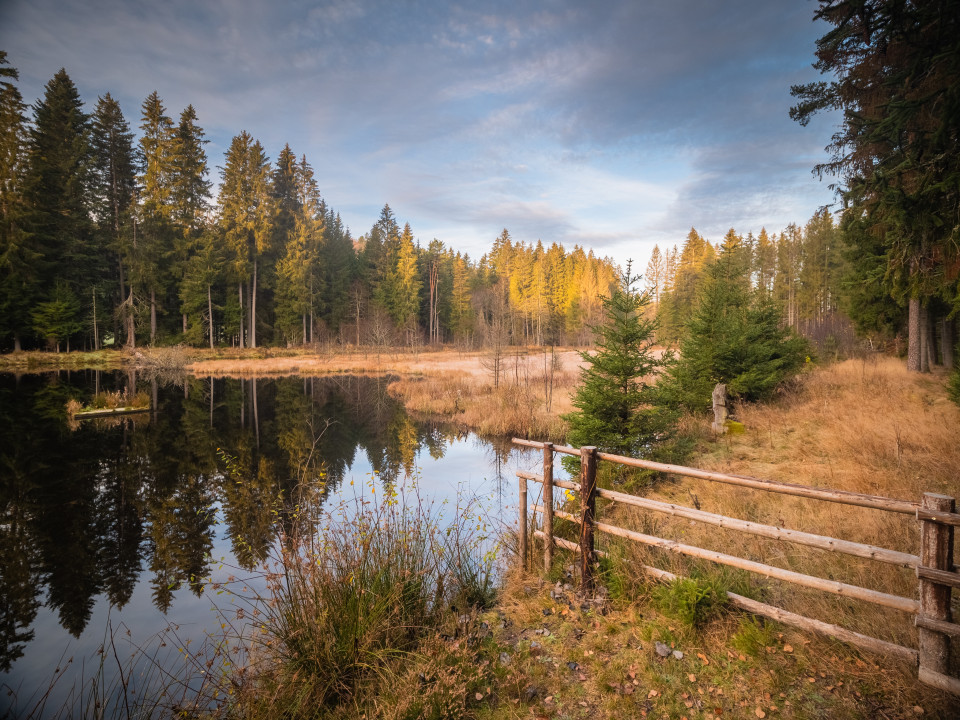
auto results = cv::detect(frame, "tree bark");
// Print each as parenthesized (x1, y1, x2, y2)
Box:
(920, 304, 929, 373)
(907, 297, 921, 372)
(925, 309, 938, 368)
(250, 259, 257, 349)
(92, 287, 99, 351)
(942, 318, 955, 370)
(207, 284, 214, 349)
(150, 288, 157, 345)
(238, 282, 244, 349)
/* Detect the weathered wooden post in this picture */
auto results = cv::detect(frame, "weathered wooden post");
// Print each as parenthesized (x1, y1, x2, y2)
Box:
(543, 442, 554, 572)
(580, 446, 598, 594)
(518, 474, 528, 571)
(917, 492, 955, 680)
(712, 383, 728, 434)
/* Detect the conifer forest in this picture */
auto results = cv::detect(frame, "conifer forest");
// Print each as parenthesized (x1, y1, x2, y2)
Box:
(0, 46, 956, 374)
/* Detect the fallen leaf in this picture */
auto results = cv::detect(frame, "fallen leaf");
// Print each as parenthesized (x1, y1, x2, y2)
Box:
(697, 652, 710, 665)
(755, 709, 766, 719)
(808, 677, 816, 683)
(783, 644, 793, 653)
(684, 700, 694, 708)
(648, 689, 659, 698)
(688, 674, 697, 682)
(475, 693, 483, 701)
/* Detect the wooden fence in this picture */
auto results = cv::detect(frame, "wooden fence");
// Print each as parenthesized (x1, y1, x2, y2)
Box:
(512, 438, 960, 697)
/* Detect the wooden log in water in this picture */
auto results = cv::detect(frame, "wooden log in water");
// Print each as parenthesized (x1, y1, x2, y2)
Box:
(75, 406, 150, 419)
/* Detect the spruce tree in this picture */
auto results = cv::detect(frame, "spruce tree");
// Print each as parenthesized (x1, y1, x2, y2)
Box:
(22, 69, 96, 349)
(563, 266, 676, 460)
(658, 241, 809, 412)
(218, 131, 272, 348)
(90, 93, 137, 347)
(0, 52, 35, 350)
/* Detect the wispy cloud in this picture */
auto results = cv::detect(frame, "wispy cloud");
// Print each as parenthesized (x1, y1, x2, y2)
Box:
(0, 0, 838, 264)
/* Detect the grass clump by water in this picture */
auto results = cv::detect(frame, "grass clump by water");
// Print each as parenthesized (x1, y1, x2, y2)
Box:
(225, 483, 499, 718)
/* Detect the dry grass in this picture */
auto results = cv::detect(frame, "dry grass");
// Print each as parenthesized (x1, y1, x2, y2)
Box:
(388, 362, 579, 440)
(593, 355, 960, 682)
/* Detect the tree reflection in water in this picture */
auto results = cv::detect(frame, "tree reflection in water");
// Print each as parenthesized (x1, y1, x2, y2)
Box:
(0, 371, 468, 673)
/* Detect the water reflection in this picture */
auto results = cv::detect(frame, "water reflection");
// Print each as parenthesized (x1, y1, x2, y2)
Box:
(0, 371, 495, 676)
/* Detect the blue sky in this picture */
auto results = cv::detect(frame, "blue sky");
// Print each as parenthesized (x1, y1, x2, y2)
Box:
(0, 0, 839, 269)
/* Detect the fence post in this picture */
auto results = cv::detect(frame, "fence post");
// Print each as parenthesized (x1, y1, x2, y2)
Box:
(580, 446, 598, 594)
(518, 474, 528, 571)
(918, 492, 955, 676)
(543, 442, 554, 573)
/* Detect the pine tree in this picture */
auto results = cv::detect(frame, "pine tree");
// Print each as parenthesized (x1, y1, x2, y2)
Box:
(564, 265, 677, 461)
(90, 93, 137, 347)
(0, 52, 35, 351)
(218, 131, 272, 348)
(137, 92, 176, 343)
(658, 245, 809, 412)
(169, 105, 211, 335)
(21, 69, 96, 349)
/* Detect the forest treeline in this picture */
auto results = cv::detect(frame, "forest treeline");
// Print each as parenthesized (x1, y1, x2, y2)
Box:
(647, 212, 956, 370)
(0, 57, 620, 353)
(1, 50, 956, 366)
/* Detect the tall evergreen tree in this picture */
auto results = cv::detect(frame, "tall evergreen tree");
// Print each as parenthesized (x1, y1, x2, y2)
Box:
(658, 244, 809, 412)
(0, 52, 34, 350)
(21, 69, 96, 349)
(564, 265, 677, 463)
(791, 0, 960, 371)
(137, 92, 176, 343)
(169, 105, 211, 335)
(218, 131, 272, 348)
(90, 93, 137, 348)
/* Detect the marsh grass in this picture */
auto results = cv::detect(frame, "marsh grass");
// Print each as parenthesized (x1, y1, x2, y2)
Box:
(213, 481, 499, 718)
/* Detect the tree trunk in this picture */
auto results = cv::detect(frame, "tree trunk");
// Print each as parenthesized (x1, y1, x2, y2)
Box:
(118, 256, 126, 346)
(126, 289, 135, 349)
(942, 318, 955, 370)
(252, 377, 260, 448)
(13, 334, 21, 352)
(150, 289, 157, 345)
(303, 314, 307, 345)
(907, 297, 921, 372)
(92, 287, 99, 351)
(250, 259, 257, 349)
(183, 313, 187, 335)
(208, 284, 214, 349)
(238, 282, 244, 349)
(926, 310, 938, 368)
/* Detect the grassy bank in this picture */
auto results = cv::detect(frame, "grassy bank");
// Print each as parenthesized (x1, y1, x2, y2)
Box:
(1, 345, 584, 440)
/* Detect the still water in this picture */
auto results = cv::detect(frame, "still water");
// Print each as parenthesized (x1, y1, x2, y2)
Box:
(0, 371, 550, 717)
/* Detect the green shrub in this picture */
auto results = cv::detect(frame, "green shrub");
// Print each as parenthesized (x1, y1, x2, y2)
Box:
(652, 576, 728, 627)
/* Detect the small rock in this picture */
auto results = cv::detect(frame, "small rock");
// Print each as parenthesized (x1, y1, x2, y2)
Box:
(542, 608, 553, 616)
(567, 661, 580, 671)
(530, 641, 541, 649)
(673, 650, 684, 660)
(655, 641, 672, 658)
(523, 685, 540, 703)
(499, 652, 512, 665)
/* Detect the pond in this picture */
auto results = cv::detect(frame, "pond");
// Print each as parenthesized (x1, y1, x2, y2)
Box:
(0, 371, 556, 718)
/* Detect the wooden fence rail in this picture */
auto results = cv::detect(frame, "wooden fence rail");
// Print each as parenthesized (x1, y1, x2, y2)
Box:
(512, 438, 959, 697)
